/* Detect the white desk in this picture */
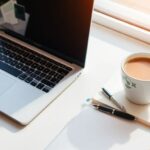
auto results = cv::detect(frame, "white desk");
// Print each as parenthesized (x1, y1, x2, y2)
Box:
(0, 23, 149, 150)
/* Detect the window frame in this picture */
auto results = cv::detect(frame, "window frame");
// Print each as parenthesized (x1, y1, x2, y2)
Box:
(92, 0, 150, 44)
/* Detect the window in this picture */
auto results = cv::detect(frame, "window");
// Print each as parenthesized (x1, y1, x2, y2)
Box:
(93, 0, 150, 43)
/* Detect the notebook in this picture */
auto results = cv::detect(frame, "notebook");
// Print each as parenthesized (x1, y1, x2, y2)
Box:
(98, 68, 150, 123)
(46, 107, 150, 150)
(0, 0, 94, 125)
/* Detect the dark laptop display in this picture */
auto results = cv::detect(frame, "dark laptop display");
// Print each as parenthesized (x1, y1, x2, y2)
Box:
(1, 0, 93, 67)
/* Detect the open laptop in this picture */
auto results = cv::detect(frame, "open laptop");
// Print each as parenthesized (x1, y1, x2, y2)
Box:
(0, 0, 94, 125)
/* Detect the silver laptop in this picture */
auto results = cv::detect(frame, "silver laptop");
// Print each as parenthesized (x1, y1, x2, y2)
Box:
(0, 0, 94, 125)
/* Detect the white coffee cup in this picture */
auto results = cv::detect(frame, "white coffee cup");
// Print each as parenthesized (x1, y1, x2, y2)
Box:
(121, 53, 150, 105)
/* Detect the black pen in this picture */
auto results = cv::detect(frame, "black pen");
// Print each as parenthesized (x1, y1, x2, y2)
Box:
(87, 98, 150, 127)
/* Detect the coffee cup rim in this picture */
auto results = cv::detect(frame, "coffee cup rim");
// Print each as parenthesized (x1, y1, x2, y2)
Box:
(121, 52, 150, 82)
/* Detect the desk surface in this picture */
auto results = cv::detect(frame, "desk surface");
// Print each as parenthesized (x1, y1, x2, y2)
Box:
(0, 23, 149, 150)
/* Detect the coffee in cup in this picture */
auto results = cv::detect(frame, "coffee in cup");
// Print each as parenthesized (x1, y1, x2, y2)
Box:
(121, 53, 150, 105)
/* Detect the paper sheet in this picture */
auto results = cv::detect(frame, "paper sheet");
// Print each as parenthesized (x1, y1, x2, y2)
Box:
(46, 107, 150, 150)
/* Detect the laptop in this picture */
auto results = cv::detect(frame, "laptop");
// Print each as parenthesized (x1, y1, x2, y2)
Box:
(0, 0, 94, 125)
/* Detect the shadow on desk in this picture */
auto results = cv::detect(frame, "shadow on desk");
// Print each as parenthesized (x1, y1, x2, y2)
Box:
(0, 113, 24, 133)
(47, 108, 150, 150)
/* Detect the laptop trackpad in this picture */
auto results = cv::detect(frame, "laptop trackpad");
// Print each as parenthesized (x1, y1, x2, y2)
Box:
(0, 70, 16, 95)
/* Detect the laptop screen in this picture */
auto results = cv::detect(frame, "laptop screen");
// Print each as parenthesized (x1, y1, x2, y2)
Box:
(0, 0, 94, 67)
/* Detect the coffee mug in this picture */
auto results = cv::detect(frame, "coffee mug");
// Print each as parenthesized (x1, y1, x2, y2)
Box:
(121, 53, 150, 105)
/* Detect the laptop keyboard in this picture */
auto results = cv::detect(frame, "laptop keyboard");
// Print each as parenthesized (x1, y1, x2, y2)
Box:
(0, 37, 72, 93)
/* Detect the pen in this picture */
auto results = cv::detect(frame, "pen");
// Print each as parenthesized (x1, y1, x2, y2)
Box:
(102, 88, 126, 112)
(89, 98, 150, 128)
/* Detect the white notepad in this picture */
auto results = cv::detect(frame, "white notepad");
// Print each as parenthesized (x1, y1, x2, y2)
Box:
(46, 107, 150, 150)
